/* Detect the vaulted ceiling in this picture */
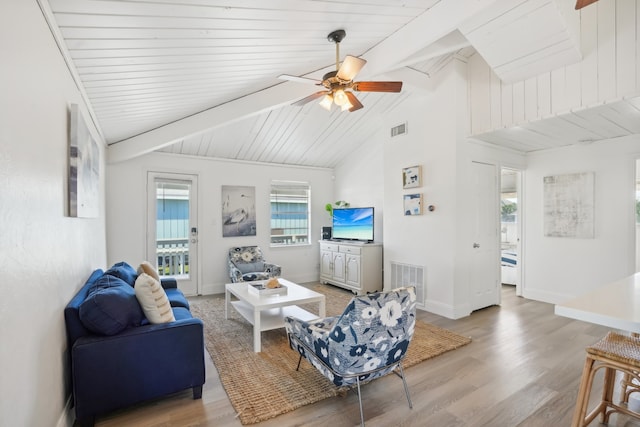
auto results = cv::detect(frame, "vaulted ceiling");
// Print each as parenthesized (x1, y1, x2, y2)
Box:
(39, 0, 634, 168)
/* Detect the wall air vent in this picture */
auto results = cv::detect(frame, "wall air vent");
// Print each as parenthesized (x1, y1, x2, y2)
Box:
(391, 122, 408, 137)
(390, 261, 425, 309)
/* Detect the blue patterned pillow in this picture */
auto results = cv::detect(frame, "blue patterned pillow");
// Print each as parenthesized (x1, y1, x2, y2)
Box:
(237, 261, 265, 274)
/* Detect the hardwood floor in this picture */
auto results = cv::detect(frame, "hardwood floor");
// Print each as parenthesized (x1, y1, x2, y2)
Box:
(93, 286, 640, 427)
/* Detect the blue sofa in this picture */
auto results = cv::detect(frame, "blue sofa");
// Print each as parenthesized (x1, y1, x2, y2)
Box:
(64, 263, 205, 426)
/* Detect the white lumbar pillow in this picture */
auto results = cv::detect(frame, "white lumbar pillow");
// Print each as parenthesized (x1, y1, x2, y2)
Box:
(134, 273, 175, 324)
(137, 261, 161, 282)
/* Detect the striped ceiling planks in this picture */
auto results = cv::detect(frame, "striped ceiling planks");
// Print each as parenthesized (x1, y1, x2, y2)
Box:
(41, 0, 640, 168)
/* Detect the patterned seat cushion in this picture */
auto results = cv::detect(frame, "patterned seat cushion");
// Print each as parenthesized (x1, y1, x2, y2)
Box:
(241, 272, 271, 281)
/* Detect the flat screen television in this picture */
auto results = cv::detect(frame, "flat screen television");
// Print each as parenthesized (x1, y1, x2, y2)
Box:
(331, 207, 374, 242)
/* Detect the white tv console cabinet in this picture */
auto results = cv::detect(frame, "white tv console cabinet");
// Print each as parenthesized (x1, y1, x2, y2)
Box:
(319, 240, 383, 295)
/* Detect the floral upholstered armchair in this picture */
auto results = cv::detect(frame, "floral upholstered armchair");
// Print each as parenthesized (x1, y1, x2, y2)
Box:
(285, 286, 416, 427)
(227, 246, 281, 283)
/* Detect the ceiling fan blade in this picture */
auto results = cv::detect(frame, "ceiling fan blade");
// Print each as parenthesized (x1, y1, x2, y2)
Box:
(337, 55, 367, 81)
(346, 92, 363, 112)
(352, 81, 403, 93)
(575, 0, 598, 9)
(292, 91, 327, 106)
(279, 74, 322, 85)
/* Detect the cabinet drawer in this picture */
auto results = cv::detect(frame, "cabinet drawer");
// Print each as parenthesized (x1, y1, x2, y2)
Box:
(320, 243, 339, 252)
(339, 245, 361, 255)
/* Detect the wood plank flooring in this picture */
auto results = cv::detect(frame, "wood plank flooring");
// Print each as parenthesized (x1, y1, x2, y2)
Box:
(92, 285, 640, 427)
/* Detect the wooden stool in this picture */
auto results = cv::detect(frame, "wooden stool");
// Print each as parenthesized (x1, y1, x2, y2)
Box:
(572, 332, 640, 427)
(619, 332, 640, 405)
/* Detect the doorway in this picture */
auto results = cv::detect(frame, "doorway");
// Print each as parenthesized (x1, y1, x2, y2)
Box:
(146, 172, 199, 296)
(500, 168, 522, 296)
(636, 159, 640, 272)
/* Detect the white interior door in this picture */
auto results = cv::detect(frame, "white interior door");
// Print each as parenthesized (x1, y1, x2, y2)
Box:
(147, 172, 199, 296)
(470, 161, 500, 311)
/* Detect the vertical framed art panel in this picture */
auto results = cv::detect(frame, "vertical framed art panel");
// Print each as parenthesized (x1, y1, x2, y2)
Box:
(69, 104, 100, 218)
(221, 185, 256, 237)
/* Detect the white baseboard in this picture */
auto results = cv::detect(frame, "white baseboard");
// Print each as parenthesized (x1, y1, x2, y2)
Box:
(56, 396, 74, 427)
(522, 287, 569, 305)
(201, 282, 224, 295)
(422, 299, 471, 320)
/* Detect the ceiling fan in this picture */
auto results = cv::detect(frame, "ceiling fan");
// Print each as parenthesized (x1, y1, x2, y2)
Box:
(575, 0, 598, 9)
(279, 30, 403, 112)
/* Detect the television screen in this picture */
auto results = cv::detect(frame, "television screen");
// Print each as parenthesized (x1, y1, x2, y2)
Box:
(332, 207, 374, 242)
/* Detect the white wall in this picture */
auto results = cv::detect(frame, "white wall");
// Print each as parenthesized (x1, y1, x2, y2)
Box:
(106, 153, 334, 294)
(523, 137, 640, 303)
(332, 134, 385, 242)
(464, 0, 640, 305)
(0, 1, 107, 426)
(335, 58, 527, 319)
(381, 71, 460, 316)
(336, 49, 640, 316)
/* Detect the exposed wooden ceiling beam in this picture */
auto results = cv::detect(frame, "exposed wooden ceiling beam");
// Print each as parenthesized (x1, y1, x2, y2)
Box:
(357, 0, 497, 79)
(107, 82, 312, 163)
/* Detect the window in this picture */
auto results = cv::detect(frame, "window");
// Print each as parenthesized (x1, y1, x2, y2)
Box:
(270, 181, 310, 246)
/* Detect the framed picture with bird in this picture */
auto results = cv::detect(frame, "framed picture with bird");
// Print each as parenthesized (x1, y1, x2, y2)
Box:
(221, 185, 256, 237)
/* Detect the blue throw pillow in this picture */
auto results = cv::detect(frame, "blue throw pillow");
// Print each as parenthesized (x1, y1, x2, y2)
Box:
(79, 274, 144, 335)
(104, 261, 138, 287)
(237, 261, 265, 274)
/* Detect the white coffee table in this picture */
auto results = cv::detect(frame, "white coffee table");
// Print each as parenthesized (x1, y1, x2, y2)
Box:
(225, 278, 326, 352)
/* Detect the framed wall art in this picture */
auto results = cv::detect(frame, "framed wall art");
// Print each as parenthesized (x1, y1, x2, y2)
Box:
(221, 185, 256, 237)
(403, 193, 423, 216)
(402, 165, 422, 189)
(69, 104, 100, 218)
(543, 172, 595, 238)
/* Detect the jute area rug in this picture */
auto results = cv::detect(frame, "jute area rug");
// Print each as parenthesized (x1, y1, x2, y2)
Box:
(189, 283, 471, 425)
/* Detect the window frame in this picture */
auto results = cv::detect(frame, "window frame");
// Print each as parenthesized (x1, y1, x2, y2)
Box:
(269, 181, 311, 247)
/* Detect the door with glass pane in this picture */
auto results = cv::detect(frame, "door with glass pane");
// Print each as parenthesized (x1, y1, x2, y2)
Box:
(147, 173, 198, 296)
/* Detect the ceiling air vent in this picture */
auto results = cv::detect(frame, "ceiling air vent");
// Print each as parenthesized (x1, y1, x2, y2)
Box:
(391, 122, 407, 137)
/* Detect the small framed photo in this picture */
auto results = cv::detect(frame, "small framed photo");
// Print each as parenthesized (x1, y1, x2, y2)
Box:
(402, 165, 422, 189)
(404, 193, 423, 216)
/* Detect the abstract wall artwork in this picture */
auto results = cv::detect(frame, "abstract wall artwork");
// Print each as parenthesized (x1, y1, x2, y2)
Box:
(402, 165, 422, 189)
(69, 104, 100, 218)
(543, 172, 595, 238)
(403, 193, 423, 216)
(221, 185, 256, 237)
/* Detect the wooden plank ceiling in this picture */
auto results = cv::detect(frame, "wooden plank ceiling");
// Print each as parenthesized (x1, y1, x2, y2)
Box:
(472, 97, 640, 151)
(42, 0, 638, 168)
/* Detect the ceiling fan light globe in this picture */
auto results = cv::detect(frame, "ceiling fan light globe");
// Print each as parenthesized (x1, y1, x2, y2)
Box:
(333, 89, 348, 106)
(319, 94, 333, 110)
(337, 56, 367, 81)
(341, 100, 353, 112)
